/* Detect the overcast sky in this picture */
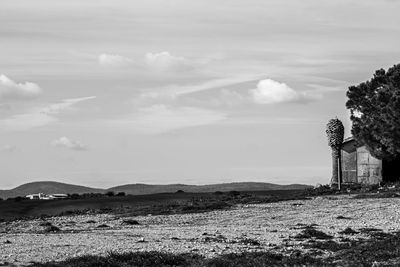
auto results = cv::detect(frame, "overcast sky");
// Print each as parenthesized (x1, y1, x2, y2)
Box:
(1, 0, 399, 189)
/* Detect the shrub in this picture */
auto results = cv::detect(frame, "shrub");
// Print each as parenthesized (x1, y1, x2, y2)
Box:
(122, 219, 140, 225)
(105, 191, 115, 197)
(43, 225, 61, 233)
(116, 192, 126, 197)
(228, 191, 240, 197)
(339, 227, 359, 235)
(295, 228, 333, 240)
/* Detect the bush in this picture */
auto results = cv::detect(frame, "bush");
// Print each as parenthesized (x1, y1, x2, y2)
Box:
(228, 191, 240, 197)
(122, 219, 140, 225)
(105, 191, 115, 197)
(43, 225, 61, 233)
(116, 192, 126, 197)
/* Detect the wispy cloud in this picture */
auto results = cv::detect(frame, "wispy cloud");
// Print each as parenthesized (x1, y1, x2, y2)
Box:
(98, 53, 132, 67)
(0, 74, 42, 100)
(145, 51, 193, 72)
(0, 145, 16, 152)
(133, 75, 260, 106)
(38, 96, 96, 115)
(0, 96, 96, 131)
(111, 105, 226, 134)
(51, 137, 87, 151)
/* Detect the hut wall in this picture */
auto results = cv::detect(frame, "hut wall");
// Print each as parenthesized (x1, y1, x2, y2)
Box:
(341, 143, 357, 183)
(356, 146, 382, 184)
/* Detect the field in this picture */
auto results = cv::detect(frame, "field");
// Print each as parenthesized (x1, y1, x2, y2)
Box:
(2, 189, 400, 266)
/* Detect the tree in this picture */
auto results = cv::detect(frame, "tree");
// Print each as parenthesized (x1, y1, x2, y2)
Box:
(346, 64, 400, 160)
(326, 118, 344, 187)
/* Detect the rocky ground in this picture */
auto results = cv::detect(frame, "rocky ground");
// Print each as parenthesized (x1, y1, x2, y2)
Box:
(1, 194, 400, 266)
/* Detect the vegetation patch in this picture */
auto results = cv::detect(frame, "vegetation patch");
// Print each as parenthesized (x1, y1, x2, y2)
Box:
(336, 215, 351, 220)
(295, 228, 333, 240)
(42, 225, 61, 233)
(27, 251, 325, 267)
(96, 224, 110, 228)
(338, 227, 359, 235)
(122, 219, 140, 225)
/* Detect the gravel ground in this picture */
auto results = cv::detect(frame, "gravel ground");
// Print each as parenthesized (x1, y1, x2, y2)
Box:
(1, 194, 400, 266)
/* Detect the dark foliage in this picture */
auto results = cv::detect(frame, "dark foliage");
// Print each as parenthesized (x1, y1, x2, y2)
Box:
(336, 215, 351, 220)
(338, 227, 359, 235)
(122, 219, 140, 225)
(43, 225, 61, 233)
(39, 221, 53, 227)
(116, 192, 126, 197)
(28, 251, 326, 267)
(295, 228, 333, 240)
(105, 191, 115, 197)
(96, 224, 110, 228)
(346, 63, 400, 160)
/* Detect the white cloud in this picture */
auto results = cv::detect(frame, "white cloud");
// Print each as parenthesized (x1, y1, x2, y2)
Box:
(0, 113, 56, 131)
(0, 74, 42, 100)
(145, 51, 192, 72)
(133, 75, 260, 106)
(0, 96, 96, 131)
(52, 137, 87, 151)
(250, 79, 320, 104)
(112, 105, 226, 134)
(38, 96, 97, 115)
(0, 145, 16, 152)
(98, 53, 132, 67)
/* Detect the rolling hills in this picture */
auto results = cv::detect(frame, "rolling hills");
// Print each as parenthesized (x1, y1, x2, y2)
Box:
(0, 181, 312, 199)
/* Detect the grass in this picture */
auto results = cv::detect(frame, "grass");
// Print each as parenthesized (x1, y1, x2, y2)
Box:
(0, 190, 309, 221)
(294, 227, 333, 240)
(28, 251, 326, 267)
(36, 229, 400, 266)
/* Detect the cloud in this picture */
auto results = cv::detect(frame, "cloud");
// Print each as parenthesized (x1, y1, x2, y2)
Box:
(145, 52, 192, 72)
(0, 145, 16, 152)
(0, 96, 96, 131)
(0, 74, 42, 100)
(133, 75, 260, 106)
(38, 96, 97, 115)
(250, 79, 320, 104)
(112, 105, 226, 134)
(52, 137, 87, 151)
(98, 53, 132, 67)
(0, 113, 56, 131)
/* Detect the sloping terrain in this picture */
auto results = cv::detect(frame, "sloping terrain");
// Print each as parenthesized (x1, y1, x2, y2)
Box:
(0, 182, 104, 199)
(0, 181, 311, 199)
(2, 195, 400, 266)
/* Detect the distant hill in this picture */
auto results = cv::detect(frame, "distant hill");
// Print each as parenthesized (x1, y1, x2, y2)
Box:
(0, 181, 104, 199)
(0, 181, 312, 199)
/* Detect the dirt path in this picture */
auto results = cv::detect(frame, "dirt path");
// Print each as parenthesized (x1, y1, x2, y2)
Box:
(1, 195, 400, 266)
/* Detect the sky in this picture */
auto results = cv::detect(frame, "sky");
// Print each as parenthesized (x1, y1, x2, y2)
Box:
(1, 0, 400, 189)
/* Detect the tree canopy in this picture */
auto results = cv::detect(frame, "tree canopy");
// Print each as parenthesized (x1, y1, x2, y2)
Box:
(346, 64, 400, 160)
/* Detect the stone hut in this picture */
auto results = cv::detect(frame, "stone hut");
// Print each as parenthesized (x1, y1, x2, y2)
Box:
(341, 137, 400, 185)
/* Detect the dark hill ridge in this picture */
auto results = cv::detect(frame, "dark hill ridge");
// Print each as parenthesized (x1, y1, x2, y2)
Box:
(0, 181, 104, 199)
(0, 181, 312, 199)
